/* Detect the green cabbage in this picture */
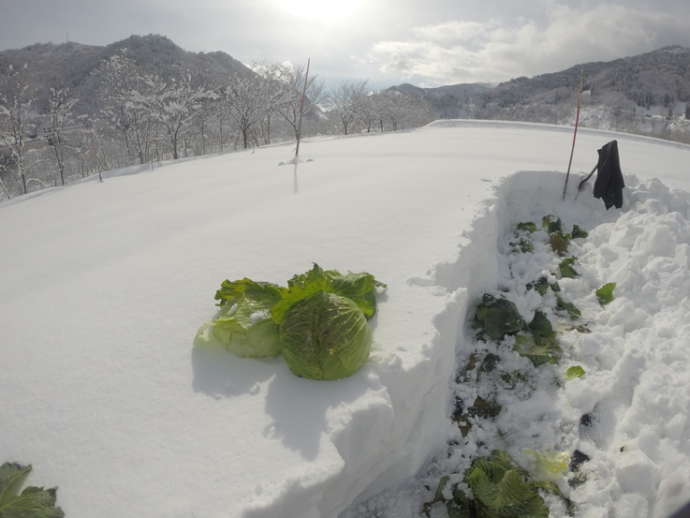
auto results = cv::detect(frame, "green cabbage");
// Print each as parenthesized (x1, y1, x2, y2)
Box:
(195, 279, 282, 357)
(472, 294, 526, 341)
(279, 291, 372, 380)
(195, 264, 384, 378)
(271, 263, 385, 323)
(466, 450, 550, 518)
(0, 463, 64, 518)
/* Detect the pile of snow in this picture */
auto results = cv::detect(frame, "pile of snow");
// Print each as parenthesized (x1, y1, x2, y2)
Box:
(344, 172, 690, 518)
(2, 121, 690, 518)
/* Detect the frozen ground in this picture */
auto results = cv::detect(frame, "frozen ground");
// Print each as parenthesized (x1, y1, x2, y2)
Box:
(1, 121, 689, 518)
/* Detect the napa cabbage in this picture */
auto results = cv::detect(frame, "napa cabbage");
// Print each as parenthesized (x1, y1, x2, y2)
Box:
(195, 278, 283, 357)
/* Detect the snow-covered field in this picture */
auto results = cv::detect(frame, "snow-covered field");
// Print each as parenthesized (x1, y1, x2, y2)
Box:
(2, 121, 689, 518)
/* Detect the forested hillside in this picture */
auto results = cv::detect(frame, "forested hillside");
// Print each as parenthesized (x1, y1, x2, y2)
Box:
(393, 46, 690, 141)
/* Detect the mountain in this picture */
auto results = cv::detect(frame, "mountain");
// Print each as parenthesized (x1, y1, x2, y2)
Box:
(0, 34, 251, 113)
(391, 46, 690, 140)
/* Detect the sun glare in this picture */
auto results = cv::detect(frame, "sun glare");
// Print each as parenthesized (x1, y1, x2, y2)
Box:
(278, 0, 364, 21)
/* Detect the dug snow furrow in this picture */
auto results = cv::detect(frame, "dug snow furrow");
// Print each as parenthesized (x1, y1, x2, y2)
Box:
(344, 172, 690, 518)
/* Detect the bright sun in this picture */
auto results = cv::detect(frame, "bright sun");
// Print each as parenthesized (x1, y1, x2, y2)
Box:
(279, 0, 363, 21)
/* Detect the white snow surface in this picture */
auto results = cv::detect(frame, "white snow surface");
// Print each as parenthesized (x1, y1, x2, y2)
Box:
(2, 121, 690, 518)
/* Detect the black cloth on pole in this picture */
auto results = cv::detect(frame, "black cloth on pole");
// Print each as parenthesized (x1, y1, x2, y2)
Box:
(593, 140, 624, 209)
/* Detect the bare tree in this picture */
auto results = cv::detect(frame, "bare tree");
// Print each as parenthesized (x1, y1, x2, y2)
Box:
(330, 81, 367, 135)
(94, 54, 156, 164)
(355, 91, 377, 133)
(45, 87, 78, 186)
(0, 64, 34, 194)
(224, 73, 268, 150)
(269, 63, 324, 144)
(141, 73, 215, 159)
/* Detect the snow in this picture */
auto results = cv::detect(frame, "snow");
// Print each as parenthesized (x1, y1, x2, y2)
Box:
(2, 121, 690, 518)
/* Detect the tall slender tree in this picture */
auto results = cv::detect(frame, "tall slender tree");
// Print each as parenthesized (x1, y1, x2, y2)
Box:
(45, 87, 78, 186)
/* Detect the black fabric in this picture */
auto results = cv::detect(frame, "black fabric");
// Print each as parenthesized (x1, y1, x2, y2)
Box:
(593, 140, 624, 209)
(670, 502, 690, 518)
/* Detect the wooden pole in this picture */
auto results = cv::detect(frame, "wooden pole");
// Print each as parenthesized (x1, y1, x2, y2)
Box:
(562, 70, 584, 200)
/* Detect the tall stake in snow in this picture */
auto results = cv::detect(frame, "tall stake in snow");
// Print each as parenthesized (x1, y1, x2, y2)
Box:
(293, 58, 310, 194)
(562, 70, 584, 200)
(295, 57, 311, 161)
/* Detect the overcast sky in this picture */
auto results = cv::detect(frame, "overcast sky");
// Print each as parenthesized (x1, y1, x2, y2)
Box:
(1, 0, 689, 88)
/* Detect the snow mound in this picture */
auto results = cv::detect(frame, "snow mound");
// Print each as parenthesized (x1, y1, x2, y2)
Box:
(344, 171, 690, 518)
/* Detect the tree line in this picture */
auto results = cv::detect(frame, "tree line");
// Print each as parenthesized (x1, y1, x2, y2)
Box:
(0, 53, 434, 198)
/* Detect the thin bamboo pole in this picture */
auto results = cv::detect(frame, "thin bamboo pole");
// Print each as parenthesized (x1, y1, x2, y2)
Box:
(562, 70, 584, 200)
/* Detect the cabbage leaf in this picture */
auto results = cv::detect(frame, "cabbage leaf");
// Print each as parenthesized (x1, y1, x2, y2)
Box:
(0, 463, 64, 518)
(271, 264, 385, 323)
(196, 278, 283, 357)
(596, 282, 616, 306)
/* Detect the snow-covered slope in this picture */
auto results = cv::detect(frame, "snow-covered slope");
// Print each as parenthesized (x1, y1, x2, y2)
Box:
(2, 122, 689, 518)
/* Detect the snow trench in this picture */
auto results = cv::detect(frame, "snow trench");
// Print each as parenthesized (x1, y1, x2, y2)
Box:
(341, 171, 690, 518)
(239, 174, 510, 518)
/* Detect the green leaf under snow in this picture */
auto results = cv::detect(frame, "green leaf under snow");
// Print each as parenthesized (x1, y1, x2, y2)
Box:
(472, 294, 526, 341)
(465, 451, 550, 518)
(421, 475, 451, 517)
(542, 215, 562, 234)
(526, 277, 549, 296)
(528, 311, 556, 346)
(556, 295, 581, 320)
(0, 463, 64, 518)
(571, 224, 588, 239)
(468, 396, 502, 419)
(447, 487, 474, 518)
(516, 222, 538, 233)
(566, 365, 586, 380)
(549, 232, 571, 256)
(511, 238, 534, 254)
(514, 311, 561, 366)
(558, 257, 579, 279)
(596, 282, 616, 306)
(525, 450, 570, 480)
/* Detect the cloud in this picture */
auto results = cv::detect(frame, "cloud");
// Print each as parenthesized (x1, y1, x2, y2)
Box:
(367, 3, 690, 86)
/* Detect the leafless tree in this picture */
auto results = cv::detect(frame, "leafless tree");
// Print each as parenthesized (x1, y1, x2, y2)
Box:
(141, 73, 216, 159)
(93, 54, 157, 164)
(330, 81, 367, 135)
(45, 87, 78, 186)
(224, 73, 269, 150)
(268, 63, 324, 144)
(0, 63, 34, 194)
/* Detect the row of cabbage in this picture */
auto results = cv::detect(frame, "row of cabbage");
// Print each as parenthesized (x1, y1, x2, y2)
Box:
(421, 215, 616, 518)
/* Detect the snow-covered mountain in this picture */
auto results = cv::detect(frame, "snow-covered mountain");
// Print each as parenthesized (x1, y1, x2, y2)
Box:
(392, 46, 690, 142)
(0, 34, 251, 114)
